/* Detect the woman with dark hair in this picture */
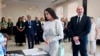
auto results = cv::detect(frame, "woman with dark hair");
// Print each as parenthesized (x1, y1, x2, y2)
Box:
(0, 17, 8, 33)
(15, 17, 26, 46)
(43, 8, 64, 56)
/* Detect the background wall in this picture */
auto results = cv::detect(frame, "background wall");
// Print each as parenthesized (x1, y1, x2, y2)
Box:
(55, 0, 82, 21)
(2, 3, 52, 25)
(87, 0, 100, 19)
(87, 0, 100, 26)
(0, 0, 2, 19)
(87, 0, 100, 28)
(2, 0, 83, 25)
(4, 0, 100, 25)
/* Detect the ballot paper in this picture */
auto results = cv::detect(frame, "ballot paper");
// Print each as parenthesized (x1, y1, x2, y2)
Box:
(22, 48, 47, 56)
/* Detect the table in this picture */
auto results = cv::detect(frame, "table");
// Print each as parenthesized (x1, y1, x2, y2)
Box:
(7, 48, 50, 56)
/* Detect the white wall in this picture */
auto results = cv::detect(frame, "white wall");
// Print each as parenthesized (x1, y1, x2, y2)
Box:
(67, 0, 82, 19)
(2, 3, 51, 25)
(3, 0, 83, 25)
(64, 0, 82, 20)
(55, 5, 63, 20)
(55, 0, 82, 21)
(0, 0, 2, 19)
(87, 0, 100, 19)
(63, 2, 68, 19)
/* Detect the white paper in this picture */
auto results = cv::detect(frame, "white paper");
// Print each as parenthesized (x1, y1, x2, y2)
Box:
(31, 51, 47, 56)
(22, 48, 47, 56)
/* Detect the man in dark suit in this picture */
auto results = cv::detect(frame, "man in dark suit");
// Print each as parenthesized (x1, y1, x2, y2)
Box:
(34, 16, 42, 45)
(69, 6, 91, 56)
(25, 15, 37, 49)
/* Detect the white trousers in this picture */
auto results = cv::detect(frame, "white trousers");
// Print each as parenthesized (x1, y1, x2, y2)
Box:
(88, 41, 96, 53)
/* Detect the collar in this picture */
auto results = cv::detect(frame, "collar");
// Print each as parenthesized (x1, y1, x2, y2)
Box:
(78, 14, 83, 18)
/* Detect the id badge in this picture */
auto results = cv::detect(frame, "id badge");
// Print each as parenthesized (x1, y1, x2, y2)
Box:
(37, 24, 39, 26)
(20, 27, 22, 28)
(28, 26, 31, 28)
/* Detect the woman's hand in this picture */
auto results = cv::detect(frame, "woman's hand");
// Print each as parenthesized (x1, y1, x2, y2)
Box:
(45, 39, 50, 44)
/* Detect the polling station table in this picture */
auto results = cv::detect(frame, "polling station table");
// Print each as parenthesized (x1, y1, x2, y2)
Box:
(7, 48, 50, 56)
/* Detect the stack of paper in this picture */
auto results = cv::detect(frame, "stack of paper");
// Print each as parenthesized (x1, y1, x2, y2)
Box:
(22, 48, 47, 56)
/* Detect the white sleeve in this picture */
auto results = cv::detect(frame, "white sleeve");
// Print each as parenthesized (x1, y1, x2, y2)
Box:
(43, 31, 46, 41)
(50, 20, 64, 42)
(42, 24, 46, 41)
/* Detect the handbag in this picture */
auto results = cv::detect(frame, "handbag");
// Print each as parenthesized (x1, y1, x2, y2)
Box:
(58, 42, 65, 56)
(55, 20, 65, 56)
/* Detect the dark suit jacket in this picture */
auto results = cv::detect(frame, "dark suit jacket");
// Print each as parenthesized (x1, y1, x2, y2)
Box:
(25, 20, 37, 35)
(34, 20, 42, 32)
(69, 15, 91, 40)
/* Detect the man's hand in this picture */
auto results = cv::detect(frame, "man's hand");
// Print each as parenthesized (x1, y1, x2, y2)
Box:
(73, 36, 80, 45)
(73, 36, 79, 42)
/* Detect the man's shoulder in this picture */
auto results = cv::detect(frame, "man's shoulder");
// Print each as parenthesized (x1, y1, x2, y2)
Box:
(71, 15, 90, 18)
(71, 16, 77, 18)
(70, 16, 77, 21)
(83, 15, 90, 18)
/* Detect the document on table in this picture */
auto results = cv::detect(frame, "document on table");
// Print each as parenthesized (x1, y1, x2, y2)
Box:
(22, 48, 47, 55)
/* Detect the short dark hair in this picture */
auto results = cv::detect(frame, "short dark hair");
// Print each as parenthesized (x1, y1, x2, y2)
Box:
(1, 17, 6, 22)
(17, 17, 22, 22)
(44, 8, 58, 21)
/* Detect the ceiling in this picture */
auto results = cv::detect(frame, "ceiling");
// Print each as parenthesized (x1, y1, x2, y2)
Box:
(4, 0, 67, 6)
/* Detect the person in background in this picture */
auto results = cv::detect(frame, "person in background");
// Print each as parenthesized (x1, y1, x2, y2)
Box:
(61, 17, 67, 42)
(34, 16, 42, 45)
(43, 8, 63, 56)
(25, 15, 37, 49)
(61, 17, 65, 27)
(69, 6, 91, 56)
(40, 17, 45, 26)
(88, 17, 99, 56)
(7, 18, 13, 40)
(0, 17, 8, 33)
(15, 17, 26, 46)
(40, 17, 45, 42)
(64, 18, 71, 42)
(22, 16, 26, 23)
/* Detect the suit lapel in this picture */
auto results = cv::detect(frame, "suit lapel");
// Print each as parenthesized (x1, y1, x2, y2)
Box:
(78, 15, 85, 27)
(75, 16, 78, 24)
(79, 15, 84, 24)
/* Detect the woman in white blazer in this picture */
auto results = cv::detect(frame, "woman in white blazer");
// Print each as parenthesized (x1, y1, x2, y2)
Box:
(88, 17, 99, 56)
(43, 8, 64, 56)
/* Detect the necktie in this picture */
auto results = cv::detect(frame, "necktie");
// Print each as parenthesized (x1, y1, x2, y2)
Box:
(77, 17, 80, 23)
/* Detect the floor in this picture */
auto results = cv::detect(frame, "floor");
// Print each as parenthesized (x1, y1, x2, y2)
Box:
(7, 37, 100, 56)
